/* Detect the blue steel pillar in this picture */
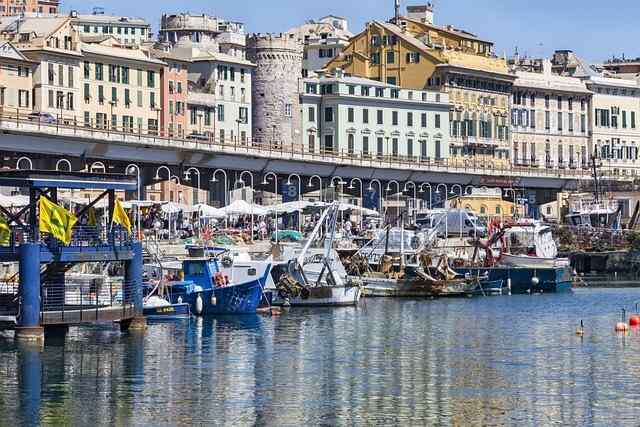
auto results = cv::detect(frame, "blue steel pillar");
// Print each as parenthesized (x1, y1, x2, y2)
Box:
(122, 241, 145, 331)
(16, 243, 44, 342)
(17, 341, 42, 424)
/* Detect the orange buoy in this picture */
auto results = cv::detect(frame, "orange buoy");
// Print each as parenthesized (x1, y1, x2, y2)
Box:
(616, 322, 630, 332)
(630, 315, 640, 327)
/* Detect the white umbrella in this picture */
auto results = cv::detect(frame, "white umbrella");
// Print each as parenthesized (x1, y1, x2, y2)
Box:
(121, 200, 156, 209)
(192, 203, 226, 218)
(222, 199, 268, 216)
(268, 200, 319, 214)
(161, 202, 188, 214)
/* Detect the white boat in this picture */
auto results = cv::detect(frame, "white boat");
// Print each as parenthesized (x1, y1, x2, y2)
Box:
(500, 253, 570, 269)
(497, 220, 569, 269)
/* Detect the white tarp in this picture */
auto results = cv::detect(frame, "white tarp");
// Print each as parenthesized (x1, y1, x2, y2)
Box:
(121, 200, 156, 209)
(0, 194, 30, 207)
(338, 202, 380, 216)
(222, 199, 268, 216)
(191, 203, 226, 218)
(161, 202, 189, 214)
(267, 200, 317, 214)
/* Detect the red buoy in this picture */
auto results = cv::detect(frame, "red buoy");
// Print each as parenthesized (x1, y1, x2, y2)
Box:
(629, 315, 640, 327)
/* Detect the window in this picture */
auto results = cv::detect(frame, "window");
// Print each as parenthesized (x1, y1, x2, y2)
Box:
(190, 108, 197, 125)
(217, 104, 225, 122)
(124, 89, 131, 106)
(122, 67, 129, 85)
(361, 86, 370, 96)
(377, 110, 383, 125)
(84, 83, 90, 102)
(545, 111, 550, 130)
(348, 107, 354, 123)
(420, 140, 427, 160)
(147, 71, 155, 88)
(406, 52, 420, 63)
(348, 85, 355, 95)
(390, 89, 399, 99)
(435, 114, 441, 129)
(308, 134, 315, 152)
(632, 112, 637, 129)
(284, 103, 292, 117)
(137, 90, 142, 107)
(386, 51, 395, 64)
(84, 111, 90, 127)
(204, 109, 211, 126)
(230, 67, 235, 81)
(557, 96, 562, 109)
(407, 112, 413, 127)
(530, 110, 535, 129)
(68, 66, 73, 87)
(17, 90, 29, 108)
(392, 138, 398, 158)
(108, 64, 117, 83)
(363, 109, 369, 124)
(557, 112, 563, 131)
(623, 111, 628, 128)
(392, 111, 399, 126)
(375, 87, 384, 97)
(581, 114, 586, 133)
(568, 113, 574, 132)
(239, 107, 248, 123)
(407, 139, 414, 158)
(149, 92, 155, 108)
(323, 135, 334, 152)
(362, 136, 369, 156)
(308, 106, 315, 122)
(348, 134, 355, 155)
(371, 52, 380, 65)
(377, 137, 383, 158)
(58, 64, 64, 86)
(98, 85, 104, 104)
(111, 87, 117, 103)
(421, 113, 427, 128)
(83, 61, 90, 79)
(95, 63, 103, 81)
(324, 107, 334, 122)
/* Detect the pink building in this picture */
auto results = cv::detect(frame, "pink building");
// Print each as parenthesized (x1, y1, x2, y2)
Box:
(152, 50, 190, 138)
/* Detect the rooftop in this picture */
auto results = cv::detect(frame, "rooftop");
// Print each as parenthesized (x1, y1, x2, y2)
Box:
(81, 43, 166, 66)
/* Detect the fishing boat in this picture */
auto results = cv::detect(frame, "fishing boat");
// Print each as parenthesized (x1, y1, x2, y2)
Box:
(161, 258, 272, 315)
(143, 295, 190, 319)
(496, 221, 570, 269)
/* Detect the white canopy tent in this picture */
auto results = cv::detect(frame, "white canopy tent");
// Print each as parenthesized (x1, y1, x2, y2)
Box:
(190, 203, 226, 219)
(222, 199, 268, 216)
(161, 202, 189, 214)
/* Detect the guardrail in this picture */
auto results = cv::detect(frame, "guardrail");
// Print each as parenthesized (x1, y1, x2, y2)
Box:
(0, 107, 618, 180)
(40, 279, 137, 325)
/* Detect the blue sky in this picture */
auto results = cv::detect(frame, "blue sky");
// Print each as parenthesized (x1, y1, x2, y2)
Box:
(63, 0, 639, 62)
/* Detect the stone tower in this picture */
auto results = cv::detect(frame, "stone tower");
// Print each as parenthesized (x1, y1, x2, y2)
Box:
(247, 33, 303, 146)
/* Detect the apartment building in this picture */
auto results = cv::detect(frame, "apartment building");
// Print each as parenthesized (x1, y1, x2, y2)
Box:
(0, 0, 59, 16)
(0, 41, 35, 111)
(511, 60, 592, 171)
(300, 71, 450, 160)
(151, 49, 190, 138)
(174, 47, 253, 142)
(72, 12, 151, 47)
(80, 39, 164, 133)
(3, 16, 82, 120)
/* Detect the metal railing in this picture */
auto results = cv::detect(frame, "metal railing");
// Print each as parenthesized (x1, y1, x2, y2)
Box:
(0, 107, 601, 180)
(40, 279, 137, 325)
(0, 225, 133, 248)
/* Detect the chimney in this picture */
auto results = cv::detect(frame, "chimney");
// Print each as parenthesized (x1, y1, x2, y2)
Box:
(394, 0, 400, 23)
(406, 3, 434, 25)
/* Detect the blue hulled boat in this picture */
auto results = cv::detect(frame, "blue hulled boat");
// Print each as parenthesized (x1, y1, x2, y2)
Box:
(457, 265, 573, 294)
(167, 258, 272, 315)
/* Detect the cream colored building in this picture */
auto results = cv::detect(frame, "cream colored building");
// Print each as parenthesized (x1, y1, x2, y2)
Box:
(511, 60, 592, 170)
(585, 75, 640, 179)
(80, 37, 164, 133)
(3, 16, 82, 121)
(0, 41, 35, 112)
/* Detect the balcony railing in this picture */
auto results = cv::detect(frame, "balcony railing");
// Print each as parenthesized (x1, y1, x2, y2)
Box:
(0, 107, 596, 180)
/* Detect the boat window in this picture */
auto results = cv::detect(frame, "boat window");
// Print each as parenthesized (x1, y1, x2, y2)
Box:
(185, 262, 205, 276)
(247, 268, 257, 276)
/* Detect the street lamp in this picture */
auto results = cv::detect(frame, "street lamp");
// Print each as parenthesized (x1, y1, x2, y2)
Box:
(126, 163, 142, 236)
(308, 175, 323, 202)
(183, 167, 201, 205)
(419, 183, 432, 210)
(238, 170, 255, 242)
(386, 180, 401, 223)
(263, 171, 278, 242)
(210, 169, 229, 206)
(349, 177, 364, 229)
(368, 178, 383, 219)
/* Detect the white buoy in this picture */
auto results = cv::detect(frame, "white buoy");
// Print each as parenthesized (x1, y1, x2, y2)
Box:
(177, 296, 183, 304)
(195, 294, 204, 315)
(211, 295, 217, 306)
(507, 278, 512, 296)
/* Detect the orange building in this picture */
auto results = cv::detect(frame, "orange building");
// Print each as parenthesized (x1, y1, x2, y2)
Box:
(0, 0, 59, 16)
(152, 49, 190, 138)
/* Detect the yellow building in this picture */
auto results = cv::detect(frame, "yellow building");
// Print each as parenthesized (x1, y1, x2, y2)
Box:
(448, 188, 523, 219)
(325, 6, 515, 166)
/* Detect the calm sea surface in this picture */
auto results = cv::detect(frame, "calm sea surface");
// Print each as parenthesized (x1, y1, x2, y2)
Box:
(2, 288, 640, 426)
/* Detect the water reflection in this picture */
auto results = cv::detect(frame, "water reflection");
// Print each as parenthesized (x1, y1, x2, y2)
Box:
(2, 289, 640, 425)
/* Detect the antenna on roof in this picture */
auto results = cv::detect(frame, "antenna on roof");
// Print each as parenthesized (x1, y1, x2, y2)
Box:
(394, 0, 400, 23)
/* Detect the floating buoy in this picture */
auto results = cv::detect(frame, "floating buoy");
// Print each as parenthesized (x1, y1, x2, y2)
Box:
(616, 322, 629, 332)
(630, 315, 640, 327)
(576, 320, 584, 336)
(195, 294, 204, 315)
(531, 276, 540, 287)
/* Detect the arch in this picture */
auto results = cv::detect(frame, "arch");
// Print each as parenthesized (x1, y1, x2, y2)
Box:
(16, 156, 33, 170)
(90, 161, 106, 173)
(55, 159, 72, 172)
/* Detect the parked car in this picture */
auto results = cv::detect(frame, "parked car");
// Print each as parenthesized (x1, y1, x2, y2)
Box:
(27, 112, 57, 124)
(186, 132, 210, 141)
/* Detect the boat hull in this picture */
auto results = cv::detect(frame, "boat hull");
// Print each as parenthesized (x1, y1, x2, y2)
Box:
(472, 280, 504, 296)
(499, 254, 570, 269)
(143, 303, 191, 319)
(456, 266, 573, 294)
(361, 276, 474, 298)
(270, 285, 361, 307)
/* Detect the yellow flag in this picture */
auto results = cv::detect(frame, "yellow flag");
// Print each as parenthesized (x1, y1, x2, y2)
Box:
(39, 196, 77, 245)
(87, 206, 97, 227)
(0, 215, 10, 246)
(112, 198, 131, 233)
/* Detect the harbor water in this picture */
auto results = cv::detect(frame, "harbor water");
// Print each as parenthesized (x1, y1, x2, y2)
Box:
(3, 288, 640, 425)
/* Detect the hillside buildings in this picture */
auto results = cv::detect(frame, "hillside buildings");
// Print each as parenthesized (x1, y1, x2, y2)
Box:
(72, 11, 151, 47)
(0, 0, 58, 16)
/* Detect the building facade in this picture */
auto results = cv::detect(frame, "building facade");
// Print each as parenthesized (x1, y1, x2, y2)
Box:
(152, 50, 189, 138)
(73, 12, 151, 47)
(585, 76, 640, 178)
(0, 0, 58, 16)
(6, 17, 82, 121)
(300, 72, 450, 160)
(80, 39, 164, 133)
(0, 41, 35, 112)
(511, 60, 592, 171)
(325, 5, 513, 165)
(287, 15, 352, 78)
(159, 13, 246, 59)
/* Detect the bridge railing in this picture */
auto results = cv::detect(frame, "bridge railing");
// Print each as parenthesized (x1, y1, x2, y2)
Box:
(0, 225, 132, 249)
(40, 279, 137, 325)
(0, 107, 619, 180)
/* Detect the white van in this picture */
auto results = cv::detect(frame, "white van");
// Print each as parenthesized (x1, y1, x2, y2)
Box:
(416, 209, 487, 237)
